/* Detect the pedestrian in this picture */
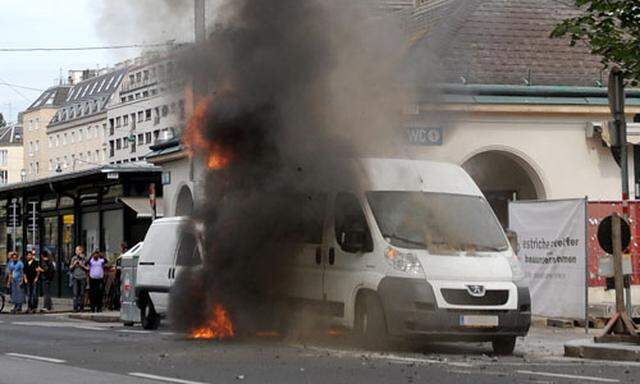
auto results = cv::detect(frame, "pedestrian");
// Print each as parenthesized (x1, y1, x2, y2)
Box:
(88, 251, 106, 312)
(70, 245, 89, 312)
(5, 252, 25, 313)
(24, 250, 40, 313)
(37, 250, 56, 311)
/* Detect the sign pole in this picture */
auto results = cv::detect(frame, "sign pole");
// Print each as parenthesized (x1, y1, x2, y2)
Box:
(609, 67, 633, 315)
(584, 197, 589, 335)
(11, 200, 16, 252)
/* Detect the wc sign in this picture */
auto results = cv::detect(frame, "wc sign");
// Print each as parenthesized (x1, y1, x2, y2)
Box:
(406, 124, 443, 146)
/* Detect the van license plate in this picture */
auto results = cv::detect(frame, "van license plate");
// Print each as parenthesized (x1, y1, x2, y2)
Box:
(459, 315, 498, 328)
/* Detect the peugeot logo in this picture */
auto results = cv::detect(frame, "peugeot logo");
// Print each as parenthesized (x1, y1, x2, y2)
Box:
(466, 285, 486, 297)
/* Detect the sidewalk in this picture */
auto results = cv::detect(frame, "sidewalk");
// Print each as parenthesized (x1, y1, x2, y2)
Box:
(565, 338, 640, 362)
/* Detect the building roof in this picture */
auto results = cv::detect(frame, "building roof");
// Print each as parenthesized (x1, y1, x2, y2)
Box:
(26, 85, 71, 111)
(48, 68, 127, 128)
(0, 125, 23, 145)
(411, 0, 606, 87)
(0, 164, 160, 194)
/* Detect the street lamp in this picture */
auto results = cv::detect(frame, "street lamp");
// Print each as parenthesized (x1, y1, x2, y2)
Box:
(20, 169, 26, 182)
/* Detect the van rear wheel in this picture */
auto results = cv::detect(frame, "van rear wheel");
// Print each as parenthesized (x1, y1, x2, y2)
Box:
(492, 336, 516, 355)
(355, 293, 387, 349)
(140, 298, 160, 330)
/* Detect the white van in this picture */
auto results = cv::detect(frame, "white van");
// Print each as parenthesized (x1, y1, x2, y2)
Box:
(135, 217, 203, 329)
(285, 158, 530, 355)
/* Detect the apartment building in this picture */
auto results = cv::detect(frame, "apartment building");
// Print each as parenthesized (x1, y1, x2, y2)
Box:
(0, 122, 24, 185)
(106, 55, 186, 164)
(22, 84, 71, 180)
(46, 68, 126, 173)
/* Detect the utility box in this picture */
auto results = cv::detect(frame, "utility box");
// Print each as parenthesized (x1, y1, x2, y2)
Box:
(120, 242, 144, 325)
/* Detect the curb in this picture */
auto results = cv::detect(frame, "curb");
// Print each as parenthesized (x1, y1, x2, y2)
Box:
(565, 339, 640, 362)
(68, 313, 120, 323)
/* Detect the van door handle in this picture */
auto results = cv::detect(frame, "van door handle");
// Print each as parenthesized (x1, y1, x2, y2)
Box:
(168, 268, 171, 279)
(315, 247, 322, 265)
(328, 247, 335, 265)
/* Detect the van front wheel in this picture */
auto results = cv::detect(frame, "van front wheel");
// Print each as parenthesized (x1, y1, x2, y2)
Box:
(140, 298, 160, 330)
(355, 293, 387, 349)
(492, 336, 516, 355)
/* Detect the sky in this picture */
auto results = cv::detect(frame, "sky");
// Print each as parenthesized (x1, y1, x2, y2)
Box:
(0, 0, 218, 124)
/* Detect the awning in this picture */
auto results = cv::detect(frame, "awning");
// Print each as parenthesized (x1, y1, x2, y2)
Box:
(119, 197, 164, 219)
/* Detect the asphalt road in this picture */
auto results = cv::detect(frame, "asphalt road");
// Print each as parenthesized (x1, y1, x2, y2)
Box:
(0, 313, 637, 384)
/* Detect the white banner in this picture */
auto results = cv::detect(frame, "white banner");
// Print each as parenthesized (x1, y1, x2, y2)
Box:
(508, 199, 587, 319)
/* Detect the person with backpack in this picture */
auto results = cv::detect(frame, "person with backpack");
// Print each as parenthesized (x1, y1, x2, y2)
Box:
(70, 245, 89, 312)
(38, 250, 56, 311)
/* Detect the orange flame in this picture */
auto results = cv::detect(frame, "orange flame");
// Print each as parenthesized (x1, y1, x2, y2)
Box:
(190, 304, 235, 340)
(182, 96, 233, 170)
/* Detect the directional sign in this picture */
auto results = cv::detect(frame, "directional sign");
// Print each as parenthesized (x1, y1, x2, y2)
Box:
(6, 202, 21, 227)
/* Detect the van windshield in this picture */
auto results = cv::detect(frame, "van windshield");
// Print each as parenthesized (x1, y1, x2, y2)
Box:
(366, 192, 508, 253)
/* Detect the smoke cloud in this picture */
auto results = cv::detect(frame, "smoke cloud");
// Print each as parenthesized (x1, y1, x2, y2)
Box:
(100, 0, 436, 334)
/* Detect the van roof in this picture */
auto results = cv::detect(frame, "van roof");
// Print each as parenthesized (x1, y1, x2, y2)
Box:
(357, 158, 482, 196)
(151, 216, 193, 224)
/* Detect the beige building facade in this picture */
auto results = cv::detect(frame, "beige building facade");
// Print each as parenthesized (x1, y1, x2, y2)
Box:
(22, 85, 71, 181)
(46, 69, 126, 173)
(0, 124, 24, 185)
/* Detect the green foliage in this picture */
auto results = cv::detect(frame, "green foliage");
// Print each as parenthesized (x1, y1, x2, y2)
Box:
(551, 0, 640, 85)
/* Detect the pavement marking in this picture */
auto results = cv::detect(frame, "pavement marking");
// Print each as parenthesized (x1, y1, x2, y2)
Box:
(517, 370, 619, 383)
(129, 372, 209, 384)
(11, 321, 106, 331)
(6, 353, 66, 364)
(160, 331, 175, 336)
(118, 329, 151, 334)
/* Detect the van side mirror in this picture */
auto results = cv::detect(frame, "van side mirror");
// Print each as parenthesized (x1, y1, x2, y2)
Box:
(341, 228, 367, 253)
(506, 229, 519, 253)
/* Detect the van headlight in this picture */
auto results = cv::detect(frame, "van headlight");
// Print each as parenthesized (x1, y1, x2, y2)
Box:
(385, 247, 424, 276)
(508, 255, 525, 281)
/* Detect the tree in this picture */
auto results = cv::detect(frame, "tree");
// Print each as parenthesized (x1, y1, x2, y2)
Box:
(551, 0, 640, 85)
(0, 113, 5, 129)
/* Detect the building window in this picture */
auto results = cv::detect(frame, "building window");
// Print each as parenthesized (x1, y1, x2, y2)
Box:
(116, 116, 122, 128)
(0, 170, 8, 185)
(95, 150, 100, 162)
(153, 130, 160, 142)
(35, 140, 39, 153)
(29, 142, 33, 156)
(35, 118, 40, 130)
(137, 134, 143, 145)
(109, 141, 114, 158)
(145, 132, 152, 144)
(35, 162, 39, 175)
(48, 160, 53, 171)
(56, 134, 60, 147)
(71, 131, 75, 144)
(123, 137, 129, 149)
(137, 111, 144, 123)
(136, 72, 142, 82)
(0, 150, 7, 166)
(123, 115, 129, 126)
(145, 109, 151, 121)
(48, 136, 52, 148)
(162, 105, 169, 117)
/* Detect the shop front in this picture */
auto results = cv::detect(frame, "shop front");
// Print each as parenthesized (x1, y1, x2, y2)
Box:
(0, 165, 162, 297)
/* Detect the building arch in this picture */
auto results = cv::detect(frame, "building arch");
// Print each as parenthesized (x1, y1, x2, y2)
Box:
(174, 184, 194, 217)
(461, 147, 547, 227)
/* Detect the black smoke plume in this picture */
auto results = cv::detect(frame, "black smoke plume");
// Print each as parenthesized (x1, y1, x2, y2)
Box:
(168, 0, 414, 334)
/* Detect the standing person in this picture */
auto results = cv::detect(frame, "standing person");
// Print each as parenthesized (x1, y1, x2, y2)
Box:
(23, 251, 40, 313)
(38, 250, 56, 311)
(70, 245, 89, 312)
(88, 251, 106, 313)
(5, 252, 25, 313)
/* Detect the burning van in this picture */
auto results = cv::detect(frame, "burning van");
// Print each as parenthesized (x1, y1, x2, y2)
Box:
(283, 158, 531, 355)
